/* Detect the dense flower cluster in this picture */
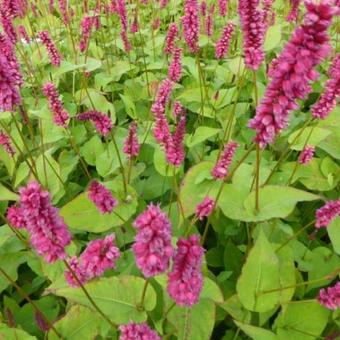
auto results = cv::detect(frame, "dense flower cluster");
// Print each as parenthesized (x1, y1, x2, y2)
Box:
(77, 110, 112, 136)
(117, 0, 131, 52)
(196, 197, 215, 220)
(172, 101, 184, 118)
(123, 122, 140, 159)
(164, 23, 178, 55)
(0, 7, 17, 43)
(19, 182, 72, 263)
(215, 22, 234, 59)
(182, 0, 199, 53)
(80, 234, 120, 278)
(58, 0, 70, 25)
(211, 141, 239, 179)
(65, 234, 120, 286)
(298, 145, 315, 164)
(168, 47, 183, 82)
(6, 205, 26, 228)
(318, 282, 340, 310)
(88, 180, 117, 214)
(286, 0, 300, 22)
(200, 0, 207, 16)
(39, 31, 61, 67)
(132, 204, 173, 277)
(262, 0, 275, 27)
(167, 235, 204, 306)
(249, 0, 335, 147)
(315, 199, 340, 228)
(312, 54, 340, 119)
(80, 16, 100, 52)
(43, 83, 69, 127)
(0, 131, 15, 156)
(119, 322, 161, 340)
(238, 0, 265, 70)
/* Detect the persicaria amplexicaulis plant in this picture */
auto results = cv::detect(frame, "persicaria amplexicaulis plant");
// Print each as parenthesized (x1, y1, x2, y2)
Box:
(1, 0, 340, 338)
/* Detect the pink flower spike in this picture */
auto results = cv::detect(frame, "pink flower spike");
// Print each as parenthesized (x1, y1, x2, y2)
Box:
(211, 141, 239, 179)
(238, 0, 265, 70)
(77, 110, 112, 136)
(6, 205, 26, 229)
(312, 54, 340, 120)
(0, 131, 15, 156)
(215, 22, 234, 59)
(80, 233, 120, 279)
(318, 282, 340, 310)
(167, 235, 204, 306)
(19, 182, 72, 263)
(248, 0, 335, 147)
(200, 1, 207, 16)
(132, 204, 173, 277)
(164, 23, 178, 55)
(218, 0, 227, 17)
(18, 25, 30, 43)
(88, 181, 117, 214)
(168, 47, 183, 82)
(298, 145, 314, 165)
(196, 197, 215, 220)
(160, 0, 169, 9)
(43, 82, 69, 127)
(64, 256, 88, 287)
(286, 0, 300, 22)
(205, 4, 214, 37)
(123, 122, 140, 159)
(182, 0, 200, 54)
(172, 101, 183, 118)
(119, 322, 161, 340)
(315, 199, 340, 229)
(0, 8, 17, 43)
(39, 31, 62, 67)
(58, 0, 70, 25)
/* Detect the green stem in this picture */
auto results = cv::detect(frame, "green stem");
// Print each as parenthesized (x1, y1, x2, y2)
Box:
(139, 280, 149, 309)
(0, 266, 63, 339)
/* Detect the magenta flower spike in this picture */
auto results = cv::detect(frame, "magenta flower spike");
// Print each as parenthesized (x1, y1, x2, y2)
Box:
(318, 282, 340, 310)
(123, 122, 140, 159)
(39, 31, 62, 67)
(315, 199, 340, 228)
(286, 0, 301, 22)
(211, 141, 239, 179)
(312, 54, 340, 120)
(218, 0, 227, 17)
(205, 4, 214, 37)
(77, 110, 112, 136)
(298, 145, 314, 165)
(196, 197, 215, 220)
(164, 23, 178, 55)
(215, 22, 234, 59)
(42, 82, 69, 127)
(167, 235, 204, 306)
(64, 256, 88, 287)
(19, 182, 72, 263)
(80, 233, 120, 279)
(119, 322, 161, 340)
(168, 47, 183, 82)
(182, 0, 200, 54)
(0, 8, 17, 43)
(0, 131, 15, 156)
(88, 180, 117, 214)
(248, 0, 335, 147)
(132, 204, 173, 277)
(238, 0, 265, 70)
(58, 0, 70, 25)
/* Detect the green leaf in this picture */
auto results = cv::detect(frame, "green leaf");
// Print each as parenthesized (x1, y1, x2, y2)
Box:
(186, 127, 221, 148)
(80, 135, 105, 166)
(0, 323, 36, 340)
(168, 299, 215, 340)
(0, 183, 18, 201)
(60, 181, 137, 232)
(179, 162, 219, 217)
(48, 305, 107, 340)
(288, 127, 331, 151)
(0, 252, 28, 293)
(219, 185, 319, 222)
(328, 217, 340, 254)
(52, 276, 156, 325)
(219, 295, 252, 323)
(274, 300, 330, 340)
(234, 321, 278, 340)
(119, 94, 137, 119)
(236, 231, 281, 312)
(264, 25, 281, 51)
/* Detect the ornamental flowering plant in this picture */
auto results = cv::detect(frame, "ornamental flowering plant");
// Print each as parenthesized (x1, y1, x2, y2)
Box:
(0, 0, 339, 339)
